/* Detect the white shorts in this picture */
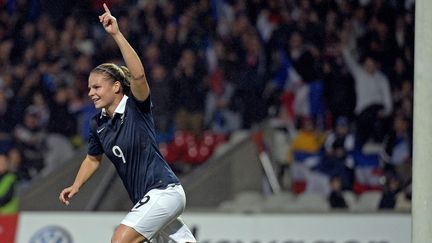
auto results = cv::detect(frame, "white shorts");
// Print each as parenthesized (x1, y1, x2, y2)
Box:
(121, 184, 197, 243)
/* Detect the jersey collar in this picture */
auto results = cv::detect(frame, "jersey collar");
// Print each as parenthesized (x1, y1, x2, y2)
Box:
(101, 95, 129, 118)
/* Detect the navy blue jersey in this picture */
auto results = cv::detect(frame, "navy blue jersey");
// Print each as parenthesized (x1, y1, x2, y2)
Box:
(87, 95, 179, 204)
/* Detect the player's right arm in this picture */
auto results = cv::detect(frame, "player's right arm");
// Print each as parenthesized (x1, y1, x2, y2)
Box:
(99, 3, 149, 102)
(59, 154, 102, 205)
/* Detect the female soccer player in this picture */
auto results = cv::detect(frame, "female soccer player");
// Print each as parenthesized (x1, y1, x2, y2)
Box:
(59, 4, 196, 243)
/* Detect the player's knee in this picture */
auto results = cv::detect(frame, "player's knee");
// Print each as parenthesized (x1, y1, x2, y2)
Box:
(111, 235, 135, 243)
(111, 227, 125, 243)
(111, 232, 122, 243)
(112, 227, 147, 243)
(111, 235, 119, 243)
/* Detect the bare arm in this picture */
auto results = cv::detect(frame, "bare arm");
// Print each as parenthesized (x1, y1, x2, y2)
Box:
(99, 3, 150, 101)
(59, 154, 102, 205)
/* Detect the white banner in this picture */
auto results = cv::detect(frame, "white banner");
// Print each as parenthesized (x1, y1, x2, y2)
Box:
(15, 212, 411, 243)
(16, 212, 121, 243)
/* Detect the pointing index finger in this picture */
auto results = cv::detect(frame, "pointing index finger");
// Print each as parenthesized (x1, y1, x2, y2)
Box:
(103, 3, 110, 14)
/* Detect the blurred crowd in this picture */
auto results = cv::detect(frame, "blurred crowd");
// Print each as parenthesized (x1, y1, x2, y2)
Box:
(0, 0, 414, 211)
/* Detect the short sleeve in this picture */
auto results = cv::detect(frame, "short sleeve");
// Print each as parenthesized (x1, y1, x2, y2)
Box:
(87, 118, 104, 156)
(130, 94, 152, 113)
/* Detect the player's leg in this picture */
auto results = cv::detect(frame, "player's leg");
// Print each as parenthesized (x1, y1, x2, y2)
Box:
(155, 185, 196, 243)
(157, 217, 197, 243)
(111, 224, 147, 243)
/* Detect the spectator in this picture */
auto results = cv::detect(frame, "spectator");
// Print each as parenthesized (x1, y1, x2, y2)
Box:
(148, 64, 175, 141)
(0, 152, 19, 214)
(13, 106, 46, 180)
(159, 22, 181, 69)
(204, 38, 241, 133)
(389, 57, 411, 92)
(231, 29, 267, 128)
(287, 31, 321, 84)
(204, 70, 241, 134)
(46, 85, 77, 138)
(285, 31, 324, 120)
(7, 148, 23, 181)
(42, 85, 76, 176)
(173, 49, 207, 134)
(382, 115, 411, 185)
(142, 42, 161, 74)
(328, 176, 348, 209)
(287, 116, 325, 194)
(379, 174, 402, 209)
(322, 27, 356, 121)
(320, 116, 355, 190)
(0, 89, 16, 154)
(341, 32, 393, 147)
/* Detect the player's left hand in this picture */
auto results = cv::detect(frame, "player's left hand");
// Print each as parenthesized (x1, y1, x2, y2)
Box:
(99, 3, 120, 36)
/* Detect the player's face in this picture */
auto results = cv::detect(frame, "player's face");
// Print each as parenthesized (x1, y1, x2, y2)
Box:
(88, 72, 119, 110)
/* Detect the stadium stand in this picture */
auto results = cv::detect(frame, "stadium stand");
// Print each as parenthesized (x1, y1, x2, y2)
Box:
(0, 0, 414, 213)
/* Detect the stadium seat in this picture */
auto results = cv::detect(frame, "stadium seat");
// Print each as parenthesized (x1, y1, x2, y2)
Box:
(395, 192, 411, 212)
(218, 191, 264, 214)
(261, 192, 296, 212)
(218, 200, 262, 214)
(296, 193, 330, 212)
(342, 191, 358, 209)
(233, 191, 264, 204)
(350, 191, 382, 212)
(292, 180, 307, 194)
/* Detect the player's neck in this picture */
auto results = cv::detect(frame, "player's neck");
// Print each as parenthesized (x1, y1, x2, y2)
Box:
(106, 96, 123, 118)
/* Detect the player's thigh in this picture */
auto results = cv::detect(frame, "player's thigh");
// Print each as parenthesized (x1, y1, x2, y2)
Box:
(112, 224, 147, 243)
(121, 185, 186, 240)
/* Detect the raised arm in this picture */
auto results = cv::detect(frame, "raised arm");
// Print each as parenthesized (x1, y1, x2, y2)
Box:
(339, 28, 362, 79)
(99, 3, 150, 101)
(341, 47, 362, 78)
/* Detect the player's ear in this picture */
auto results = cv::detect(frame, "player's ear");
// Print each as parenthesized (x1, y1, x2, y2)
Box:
(113, 80, 122, 94)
